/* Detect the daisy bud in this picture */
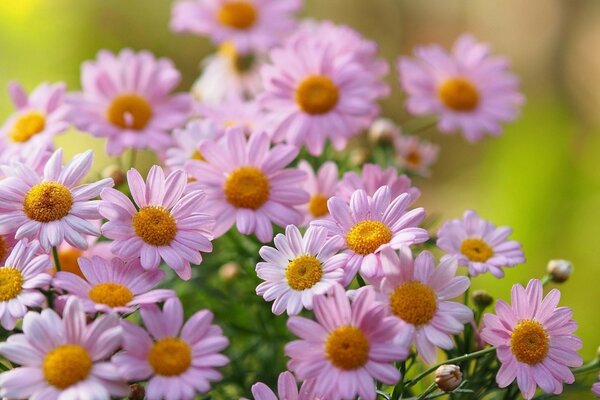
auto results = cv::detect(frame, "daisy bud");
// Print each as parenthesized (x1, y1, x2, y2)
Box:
(435, 364, 462, 392)
(369, 118, 399, 144)
(472, 290, 494, 308)
(547, 259, 573, 283)
(128, 384, 145, 400)
(102, 165, 125, 187)
(219, 262, 240, 280)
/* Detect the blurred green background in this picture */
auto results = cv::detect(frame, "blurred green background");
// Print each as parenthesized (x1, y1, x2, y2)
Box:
(1, 0, 599, 397)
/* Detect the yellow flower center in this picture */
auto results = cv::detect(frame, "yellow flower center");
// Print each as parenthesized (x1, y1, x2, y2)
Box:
(307, 194, 329, 218)
(107, 93, 153, 130)
(405, 150, 422, 168)
(43, 345, 93, 389)
(10, 112, 46, 143)
(192, 150, 205, 162)
(219, 42, 256, 73)
(23, 182, 73, 223)
(217, 1, 257, 30)
(438, 77, 480, 112)
(285, 255, 323, 291)
(88, 282, 134, 307)
(295, 75, 339, 115)
(0, 267, 24, 302)
(224, 166, 270, 209)
(132, 206, 177, 246)
(58, 248, 84, 278)
(510, 320, 550, 365)
(389, 281, 437, 326)
(325, 325, 370, 370)
(148, 337, 192, 376)
(0, 236, 7, 263)
(460, 238, 494, 262)
(346, 220, 392, 255)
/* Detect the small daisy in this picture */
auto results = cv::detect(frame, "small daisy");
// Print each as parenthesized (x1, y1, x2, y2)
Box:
(394, 134, 439, 176)
(100, 165, 214, 280)
(481, 279, 583, 399)
(0, 296, 128, 400)
(297, 160, 338, 224)
(69, 49, 192, 155)
(198, 96, 262, 134)
(259, 34, 384, 156)
(256, 225, 347, 315)
(375, 248, 473, 364)
(337, 163, 420, 204)
(112, 297, 229, 400)
(397, 34, 524, 142)
(53, 256, 175, 314)
(0, 141, 53, 177)
(0, 81, 70, 155)
(285, 284, 407, 400)
(0, 148, 113, 251)
(249, 371, 321, 400)
(437, 210, 525, 278)
(170, 0, 302, 53)
(312, 185, 428, 284)
(0, 239, 52, 330)
(163, 119, 221, 173)
(187, 127, 308, 243)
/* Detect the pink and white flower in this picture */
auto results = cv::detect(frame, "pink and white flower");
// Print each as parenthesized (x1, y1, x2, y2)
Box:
(297, 160, 338, 224)
(394, 134, 439, 176)
(437, 210, 525, 278)
(198, 96, 263, 134)
(112, 297, 229, 400)
(0, 297, 128, 400)
(249, 371, 321, 400)
(100, 165, 214, 280)
(397, 34, 524, 142)
(163, 119, 221, 173)
(481, 279, 583, 399)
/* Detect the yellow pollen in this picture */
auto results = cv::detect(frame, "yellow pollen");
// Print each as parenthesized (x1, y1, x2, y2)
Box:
(510, 320, 549, 365)
(88, 282, 134, 307)
(132, 206, 177, 246)
(405, 150, 422, 168)
(10, 112, 46, 143)
(224, 166, 270, 209)
(285, 255, 323, 290)
(192, 150, 205, 162)
(346, 220, 392, 255)
(438, 78, 480, 111)
(217, 1, 257, 30)
(23, 182, 73, 223)
(295, 75, 339, 115)
(460, 238, 494, 262)
(148, 337, 192, 376)
(325, 325, 370, 370)
(389, 281, 437, 326)
(0, 236, 7, 263)
(58, 248, 84, 278)
(43, 345, 93, 389)
(308, 194, 329, 218)
(107, 93, 153, 130)
(0, 267, 24, 302)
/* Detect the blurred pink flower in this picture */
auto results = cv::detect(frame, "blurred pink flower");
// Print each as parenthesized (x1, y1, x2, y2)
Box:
(163, 119, 221, 173)
(593, 375, 600, 397)
(249, 372, 322, 400)
(394, 134, 439, 176)
(297, 160, 338, 225)
(198, 96, 263, 134)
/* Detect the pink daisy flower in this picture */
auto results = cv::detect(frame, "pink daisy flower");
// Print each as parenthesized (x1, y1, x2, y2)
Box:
(0, 148, 113, 251)
(249, 371, 321, 400)
(312, 185, 428, 284)
(112, 297, 229, 400)
(394, 134, 439, 176)
(337, 163, 420, 204)
(0, 296, 128, 400)
(436, 210, 525, 278)
(198, 96, 263, 135)
(259, 35, 384, 156)
(374, 248, 473, 364)
(0, 239, 52, 330)
(0, 141, 53, 177)
(481, 279, 583, 399)
(397, 34, 524, 142)
(256, 225, 347, 315)
(99, 165, 214, 280)
(170, 0, 302, 53)
(68, 49, 192, 155)
(297, 160, 338, 224)
(53, 256, 175, 314)
(163, 119, 220, 173)
(285, 284, 407, 400)
(187, 127, 308, 243)
(0, 81, 70, 155)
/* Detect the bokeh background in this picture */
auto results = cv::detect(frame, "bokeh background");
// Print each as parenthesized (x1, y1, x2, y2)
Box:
(1, 0, 599, 397)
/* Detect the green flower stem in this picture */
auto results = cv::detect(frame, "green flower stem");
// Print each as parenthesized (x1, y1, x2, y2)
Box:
(416, 383, 436, 400)
(129, 149, 138, 169)
(391, 361, 406, 400)
(540, 275, 551, 286)
(52, 246, 61, 272)
(572, 359, 600, 375)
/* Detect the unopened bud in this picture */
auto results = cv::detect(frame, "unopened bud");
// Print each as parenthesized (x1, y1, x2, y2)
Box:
(102, 165, 125, 187)
(219, 262, 240, 280)
(547, 259, 573, 283)
(435, 364, 462, 392)
(369, 118, 400, 144)
(128, 384, 145, 400)
(349, 148, 371, 166)
(472, 290, 494, 308)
